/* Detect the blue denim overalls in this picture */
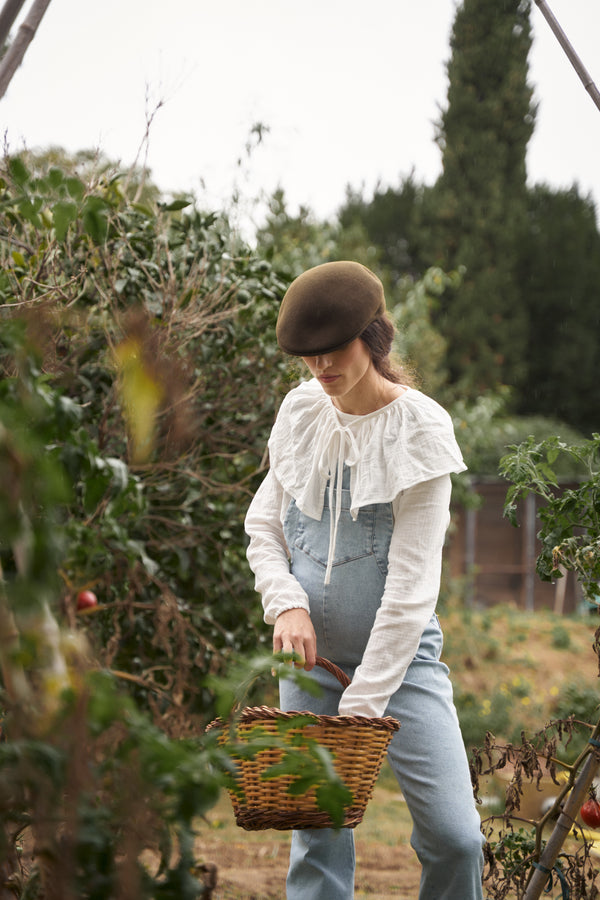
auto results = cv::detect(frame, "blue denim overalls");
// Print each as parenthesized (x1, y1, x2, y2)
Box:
(279, 467, 484, 900)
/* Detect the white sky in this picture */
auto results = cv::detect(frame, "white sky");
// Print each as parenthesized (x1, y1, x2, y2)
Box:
(2, 0, 599, 229)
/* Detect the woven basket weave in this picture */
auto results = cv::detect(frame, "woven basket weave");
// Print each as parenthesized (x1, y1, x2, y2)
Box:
(207, 656, 400, 831)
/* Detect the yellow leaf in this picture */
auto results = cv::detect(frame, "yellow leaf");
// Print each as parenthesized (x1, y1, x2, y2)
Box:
(114, 338, 164, 462)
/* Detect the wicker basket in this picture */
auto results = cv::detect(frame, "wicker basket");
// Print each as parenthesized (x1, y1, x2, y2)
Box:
(207, 656, 400, 831)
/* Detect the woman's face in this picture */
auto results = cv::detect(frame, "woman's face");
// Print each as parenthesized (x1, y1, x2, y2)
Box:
(302, 339, 377, 413)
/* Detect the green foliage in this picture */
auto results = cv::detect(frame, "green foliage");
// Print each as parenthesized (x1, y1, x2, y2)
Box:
(452, 399, 587, 479)
(0, 313, 231, 895)
(255, 187, 343, 277)
(515, 185, 600, 435)
(0, 327, 72, 608)
(338, 175, 428, 277)
(553, 682, 600, 725)
(484, 825, 541, 897)
(255, 186, 383, 284)
(501, 434, 600, 601)
(0, 671, 222, 898)
(473, 437, 600, 897)
(390, 266, 457, 398)
(438, 0, 535, 195)
(0, 152, 295, 732)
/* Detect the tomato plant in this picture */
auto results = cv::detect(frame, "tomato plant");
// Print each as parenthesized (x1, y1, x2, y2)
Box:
(501, 434, 600, 604)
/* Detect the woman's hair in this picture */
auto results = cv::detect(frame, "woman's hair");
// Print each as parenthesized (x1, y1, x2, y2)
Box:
(360, 315, 417, 387)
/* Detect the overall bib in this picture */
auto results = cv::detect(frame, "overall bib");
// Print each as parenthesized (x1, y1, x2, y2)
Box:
(279, 467, 484, 900)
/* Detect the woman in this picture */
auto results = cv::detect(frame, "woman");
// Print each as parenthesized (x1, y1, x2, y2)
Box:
(244, 261, 484, 899)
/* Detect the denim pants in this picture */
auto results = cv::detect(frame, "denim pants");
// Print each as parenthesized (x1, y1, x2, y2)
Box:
(280, 472, 484, 900)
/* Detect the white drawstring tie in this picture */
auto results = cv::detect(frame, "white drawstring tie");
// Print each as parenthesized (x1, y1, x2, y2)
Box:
(315, 422, 360, 585)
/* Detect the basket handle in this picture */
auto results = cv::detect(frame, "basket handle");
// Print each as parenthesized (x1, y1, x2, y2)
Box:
(315, 656, 351, 689)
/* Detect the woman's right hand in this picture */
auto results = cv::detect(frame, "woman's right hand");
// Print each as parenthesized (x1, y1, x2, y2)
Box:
(273, 608, 317, 670)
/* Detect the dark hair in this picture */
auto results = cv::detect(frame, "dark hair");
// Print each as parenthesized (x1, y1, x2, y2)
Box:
(360, 315, 416, 387)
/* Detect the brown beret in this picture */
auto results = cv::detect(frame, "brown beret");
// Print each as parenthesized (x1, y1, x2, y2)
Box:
(276, 261, 386, 356)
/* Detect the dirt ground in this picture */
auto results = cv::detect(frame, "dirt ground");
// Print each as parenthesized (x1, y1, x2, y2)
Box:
(197, 836, 421, 899)
(196, 784, 422, 899)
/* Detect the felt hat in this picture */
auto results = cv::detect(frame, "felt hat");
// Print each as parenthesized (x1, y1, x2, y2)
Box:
(276, 261, 386, 356)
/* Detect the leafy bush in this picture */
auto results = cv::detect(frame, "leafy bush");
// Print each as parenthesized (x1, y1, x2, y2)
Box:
(0, 153, 294, 731)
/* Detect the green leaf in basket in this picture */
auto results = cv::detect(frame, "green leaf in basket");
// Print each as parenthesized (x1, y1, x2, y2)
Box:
(311, 743, 339, 781)
(260, 746, 312, 782)
(229, 731, 276, 758)
(276, 714, 319, 736)
(287, 774, 321, 796)
(316, 782, 354, 829)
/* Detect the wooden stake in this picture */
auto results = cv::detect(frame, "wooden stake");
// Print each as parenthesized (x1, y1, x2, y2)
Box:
(0, 0, 27, 48)
(0, 0, 53, 100)
(523, 737, 600, 899)
(534, 0, 600, 113)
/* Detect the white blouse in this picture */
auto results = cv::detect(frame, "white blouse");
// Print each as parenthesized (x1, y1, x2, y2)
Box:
(244, 378, 466, 718)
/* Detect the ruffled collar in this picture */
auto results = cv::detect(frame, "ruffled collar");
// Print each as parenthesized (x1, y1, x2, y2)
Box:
(268, 378, 466, 582)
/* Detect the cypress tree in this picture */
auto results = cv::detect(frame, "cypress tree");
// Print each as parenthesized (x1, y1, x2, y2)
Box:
(431, 0, 536, 394)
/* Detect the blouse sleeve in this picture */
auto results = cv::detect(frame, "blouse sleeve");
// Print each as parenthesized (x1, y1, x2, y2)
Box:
(337, 473, 452, 718)
(244, 469, 311, 625)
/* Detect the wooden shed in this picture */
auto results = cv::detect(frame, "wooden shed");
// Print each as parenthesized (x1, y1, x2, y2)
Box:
(448, 480, 583, 613)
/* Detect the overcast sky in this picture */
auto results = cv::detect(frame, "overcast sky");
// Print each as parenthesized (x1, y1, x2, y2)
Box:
(2, 0, 599, 228)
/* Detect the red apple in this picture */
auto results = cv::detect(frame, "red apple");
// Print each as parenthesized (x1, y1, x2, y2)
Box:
(76, 590, 98, 611)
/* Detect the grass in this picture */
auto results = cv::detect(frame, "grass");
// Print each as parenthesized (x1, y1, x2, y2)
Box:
(440, 603, 600, 744)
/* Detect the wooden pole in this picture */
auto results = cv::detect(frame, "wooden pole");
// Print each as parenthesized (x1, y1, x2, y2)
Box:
(534, 0, 600, 113)
(0, 0, 27, 47)
(522, 494, 536, 612)
(523, 743, 600, 900)
(0, 0, 53, 100)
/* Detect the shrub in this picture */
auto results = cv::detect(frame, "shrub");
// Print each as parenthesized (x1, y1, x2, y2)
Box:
(0, 153, 292, 731)
(551, 623, 571, 650)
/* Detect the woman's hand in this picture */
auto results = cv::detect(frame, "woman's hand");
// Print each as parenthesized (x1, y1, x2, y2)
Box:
(273, 608, 317, 670)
